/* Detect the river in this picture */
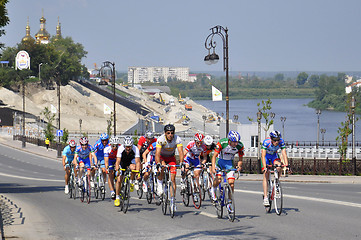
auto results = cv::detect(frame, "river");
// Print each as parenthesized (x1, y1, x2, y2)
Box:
(195, 98, 361, 142)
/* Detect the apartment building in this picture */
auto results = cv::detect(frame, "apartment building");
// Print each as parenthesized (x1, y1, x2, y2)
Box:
(128, 67, 191, 84)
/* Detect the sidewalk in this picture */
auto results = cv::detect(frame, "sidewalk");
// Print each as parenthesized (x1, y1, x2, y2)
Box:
(1, 134, 361, 184)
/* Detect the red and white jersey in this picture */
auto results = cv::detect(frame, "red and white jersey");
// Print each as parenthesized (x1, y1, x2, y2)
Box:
(184, 140, 207, 160)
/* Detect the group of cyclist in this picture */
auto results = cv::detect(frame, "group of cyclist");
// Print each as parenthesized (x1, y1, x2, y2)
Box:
(61, 123, 289, 210)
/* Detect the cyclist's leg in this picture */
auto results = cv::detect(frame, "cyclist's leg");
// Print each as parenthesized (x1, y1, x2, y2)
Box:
(64, 162, 70, 185)
(262, 154, 274, 197)
(108, 159, 116, 192)
(168, 157, 177, 197)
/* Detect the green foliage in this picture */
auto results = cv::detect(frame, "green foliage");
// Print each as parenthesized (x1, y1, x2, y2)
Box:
(297, 72, 308, 86)
(274, 73, 284, 81)
(336, 94, 359, 160)
(0, 0, 9, 50)
(61, 128, 69, 144)
(41, 107, 55, 142)
(308, 75, 320, 87)
(133, 130, 138, 145)
(0, 36, 87, 87)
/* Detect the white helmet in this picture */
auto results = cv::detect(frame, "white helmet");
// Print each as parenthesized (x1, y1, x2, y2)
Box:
(145, 130, 154, 139)
(123, 136, 133, 147)
(204, 135, 213, 146)
(109, 137, 120, 145)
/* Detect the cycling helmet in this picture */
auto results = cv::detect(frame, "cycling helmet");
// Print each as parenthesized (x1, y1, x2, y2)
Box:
(204, 135, 213, 146)
(109, 136, 120, 145)
(164, 124, 175, 132)
(145, 130, 154, 139)
(79, 137, 89, 145)
(100, 133, 109, 140)
(123, 136, 133, 147)
(194, 132, 205, 142)
(270, 130, 281, 140)
(68, 139, 76, 147)
(228, 130, 241, 142)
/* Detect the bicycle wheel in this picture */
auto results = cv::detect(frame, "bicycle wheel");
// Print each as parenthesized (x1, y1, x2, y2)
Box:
(215, 185, 223, 218)
(99, 173, 106, 201)
(154, 176, 161, 206)
(86, 174, 91, 204)
(137, 179, 143, 199)
(191, 177, 202, 209)
(224, 184, 235, 222)
(80, 184, 85, 203)
(181, 177, 190, 207)
(162, 182, 168, 215)
(274, 179, 283, 215)
(71, 175, 77, 200)
(122, 177, 130, 213)
(68, 175, 73, 199)
(146, 178, 153, 204)
(265, 180, 273, 213)
(169, 181, 176, 218)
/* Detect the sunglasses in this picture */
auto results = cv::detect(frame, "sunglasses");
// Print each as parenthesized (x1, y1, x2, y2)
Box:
(165, 131, 174, 135)
(81, 144, 88, 146)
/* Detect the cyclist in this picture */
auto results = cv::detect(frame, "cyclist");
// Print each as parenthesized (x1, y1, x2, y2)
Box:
(201, 135, 216, 164)
(62, 139, 77, 194)
(93, 133, 109, 188)
(137, 130, 157, 156)
(155, 124, 184, 208)
(104, 136, 120, 200)
(141, 141, 157, 193)
(73, 137, 97, 187)
(210, 130, 244, 201)
(261, 130, 289, 206)
(181, 133, 207, 194)
(114, 136, 141, 207)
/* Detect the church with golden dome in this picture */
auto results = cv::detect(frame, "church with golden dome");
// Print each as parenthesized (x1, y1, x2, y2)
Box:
(22, 10, 62, 44)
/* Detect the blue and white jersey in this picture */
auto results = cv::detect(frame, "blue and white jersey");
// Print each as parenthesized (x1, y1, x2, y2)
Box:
(62, 145, 76, 163)
(261, 138, 286, 155)
(93, 139, 108, 161)
(75, 145, 94, 160)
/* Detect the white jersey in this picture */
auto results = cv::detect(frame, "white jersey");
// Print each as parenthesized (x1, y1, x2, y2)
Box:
(156, 134, 182, 157)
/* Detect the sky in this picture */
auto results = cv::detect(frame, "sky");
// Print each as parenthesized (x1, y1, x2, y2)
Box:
(2, 0, 361, 72)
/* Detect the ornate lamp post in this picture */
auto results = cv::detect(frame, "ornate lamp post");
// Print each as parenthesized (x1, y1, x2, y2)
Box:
(280, 116, 286, 139)
(320, 128, 326, 146)
(204, 25, 229, 135)
(351, 96, 356, 160)
(257, 111, 262, 161)
(101, 61, 116, 136)
(39, 63, 43, 83)
(316, 109, 321, 148)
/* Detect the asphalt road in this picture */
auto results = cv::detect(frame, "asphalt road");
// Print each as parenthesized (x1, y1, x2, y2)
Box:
(0, 144, 360, 240)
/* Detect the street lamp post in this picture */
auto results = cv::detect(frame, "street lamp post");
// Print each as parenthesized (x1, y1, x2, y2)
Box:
(202, 115, 207, 134)
(204, 25, 229, 135)
(320, 128, 326, 146)
(79, 119, 82, 135)
(22, 77, 26, 148)
(257, 111, 262, 173)
(280, 116, 286, 139)
(316, 109, 321, 148)
(101, 61, 116, 136)
(351, 96, 356, 161)
(39, 63, 43, 83)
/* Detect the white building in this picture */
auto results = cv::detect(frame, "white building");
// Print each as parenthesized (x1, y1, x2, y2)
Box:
(219, 121, 274, 149)
(128, 67, 190, 84)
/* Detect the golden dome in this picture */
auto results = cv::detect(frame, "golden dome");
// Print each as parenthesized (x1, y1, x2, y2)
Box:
(35, 10, 50, 44)
(21, 17, 35, 43)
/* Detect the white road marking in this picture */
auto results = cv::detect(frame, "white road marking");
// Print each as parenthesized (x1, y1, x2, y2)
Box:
(235, 189, 361, 209)
(0, 172, 62, 182)
(199, 211, 217, 218)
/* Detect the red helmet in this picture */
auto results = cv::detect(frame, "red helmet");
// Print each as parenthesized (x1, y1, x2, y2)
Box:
(79, 137, 89, 145)
(69, 140, 76, 147)
(194, 133, 204, 142)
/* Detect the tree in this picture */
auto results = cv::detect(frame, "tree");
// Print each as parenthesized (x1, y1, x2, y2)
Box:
(61, 128, 69, 144)
(0, 0, 9, 51)
(40, 107, 55, 142)
(308, 75, 320, 87)
(297, 72, 308, 86)
(274, 73, 284, 81)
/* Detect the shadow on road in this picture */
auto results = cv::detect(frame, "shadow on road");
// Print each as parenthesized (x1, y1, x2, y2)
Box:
(0, 183, 63, 194)
(167, 226, 278, 240)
